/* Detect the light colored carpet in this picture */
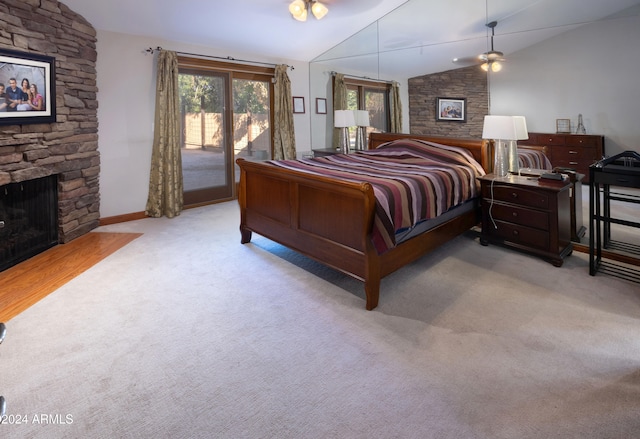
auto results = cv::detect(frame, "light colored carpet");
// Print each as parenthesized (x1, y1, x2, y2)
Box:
(1, 201, 639, 438)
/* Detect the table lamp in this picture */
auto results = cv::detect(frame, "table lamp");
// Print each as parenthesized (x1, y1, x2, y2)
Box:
(354, 110, 370, 151)
(334, 110, 355, 153)
(482, 115, 518, 177)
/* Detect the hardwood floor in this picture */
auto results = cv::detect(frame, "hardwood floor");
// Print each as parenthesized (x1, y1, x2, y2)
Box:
(0, 232, 141, 322)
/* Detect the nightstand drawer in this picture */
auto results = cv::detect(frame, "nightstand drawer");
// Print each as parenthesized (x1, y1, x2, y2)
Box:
(492, 220, 550, 251)
(483, 185, 550, 210)
(488, 203, 549, 229)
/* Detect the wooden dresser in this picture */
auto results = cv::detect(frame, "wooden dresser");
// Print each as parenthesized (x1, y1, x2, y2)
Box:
(519, 132, 604, 183)
(479, 174, 573, 267)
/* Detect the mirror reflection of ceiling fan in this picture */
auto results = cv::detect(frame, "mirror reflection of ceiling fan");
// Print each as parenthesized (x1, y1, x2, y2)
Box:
(453, 21, 505, 72)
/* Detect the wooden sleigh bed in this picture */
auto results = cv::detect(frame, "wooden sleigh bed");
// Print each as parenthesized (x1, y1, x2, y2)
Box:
(237, 132, 550, 310)
(236, 132, 498, 310)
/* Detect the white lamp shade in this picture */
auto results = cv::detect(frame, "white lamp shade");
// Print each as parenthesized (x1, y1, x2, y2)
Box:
(482, 115, 518, 140)
(354, 110, 370, 127)
(334, 110, 355, 128)
(513, 115, 529, 140)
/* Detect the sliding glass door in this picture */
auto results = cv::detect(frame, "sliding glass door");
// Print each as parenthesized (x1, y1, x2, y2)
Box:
(178, 59, 274, 207)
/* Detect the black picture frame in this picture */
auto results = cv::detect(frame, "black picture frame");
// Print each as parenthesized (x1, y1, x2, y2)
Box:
(0, 48, 56, 125)
(315, 98, 327, 114)
(436, 97, 466, 122)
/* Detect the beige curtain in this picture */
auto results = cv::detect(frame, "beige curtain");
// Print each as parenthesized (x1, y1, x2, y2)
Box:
(145, 50, 183, 218)
(390, 81, 403, 133)
(332, 73, 347, 149)
(273, 65, 296, 160)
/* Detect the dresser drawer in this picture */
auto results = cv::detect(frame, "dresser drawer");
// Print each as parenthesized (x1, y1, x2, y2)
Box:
(492, 220, 550, 251)
(482, 184, 550, 210)
(565, 135, 599, 147)
(552, 145, 599, 161)
(486, 202, 549, 230)
(538, 134, 566, 146)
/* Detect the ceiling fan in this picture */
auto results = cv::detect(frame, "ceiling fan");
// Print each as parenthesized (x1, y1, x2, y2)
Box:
(453, 21, 505, 72)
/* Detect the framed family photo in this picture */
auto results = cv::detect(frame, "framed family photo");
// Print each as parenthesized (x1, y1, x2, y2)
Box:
(436, 97, 466, 122)
(0, 48, 56, 125)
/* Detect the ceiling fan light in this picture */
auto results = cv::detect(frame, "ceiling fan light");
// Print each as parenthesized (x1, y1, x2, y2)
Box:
(481, 62, 489, 72)
(295, 9, 308, 21)
(491, 61, 502, 72)
(311, 1, 328, 20)
(289, 0, 307, 20)
(486, 50, 502, 61)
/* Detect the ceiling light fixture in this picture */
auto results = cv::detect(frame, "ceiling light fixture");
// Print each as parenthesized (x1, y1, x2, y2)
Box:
(480, 21, 504, 72)
(289, 0, 328, 22)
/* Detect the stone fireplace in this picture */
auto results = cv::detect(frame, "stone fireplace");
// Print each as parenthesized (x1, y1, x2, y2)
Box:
(0, 0, 99, 269)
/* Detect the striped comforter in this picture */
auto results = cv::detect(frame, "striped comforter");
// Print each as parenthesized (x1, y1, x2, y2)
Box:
(269, 139, 486, 254)
(518, 148, 553, 170)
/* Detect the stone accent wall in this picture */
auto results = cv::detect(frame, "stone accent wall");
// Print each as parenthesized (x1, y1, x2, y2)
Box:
(0, 0, 99, 243)
(408, 66, 488, 138)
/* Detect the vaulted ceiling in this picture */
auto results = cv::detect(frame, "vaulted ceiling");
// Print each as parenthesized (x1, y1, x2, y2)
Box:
(61, 0, 640, 78)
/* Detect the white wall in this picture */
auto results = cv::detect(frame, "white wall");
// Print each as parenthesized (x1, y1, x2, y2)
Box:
(98, 12, 639, 218)
(97, 31, 310, 218)
(489, 12, 640, 157)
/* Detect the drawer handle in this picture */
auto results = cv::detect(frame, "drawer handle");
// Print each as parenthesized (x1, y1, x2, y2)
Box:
(512, 230, 519, 236)
(510, 192, 518, 199)
(569, 150, 578, 154)
(569, 162, 578, 165)
(512, 212, 518, 218)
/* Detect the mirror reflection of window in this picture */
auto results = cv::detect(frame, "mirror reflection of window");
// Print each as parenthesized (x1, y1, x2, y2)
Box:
(343, 78, 390, 146)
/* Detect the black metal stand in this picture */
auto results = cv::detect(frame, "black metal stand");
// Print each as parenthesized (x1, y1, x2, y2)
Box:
(589, 151, 640, 281)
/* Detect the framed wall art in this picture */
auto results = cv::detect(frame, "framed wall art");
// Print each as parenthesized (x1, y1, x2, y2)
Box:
(436, 97, 466, 122)
(315, 98, 327, 114)
(293, 96, 305, 114)
(556, 118, 571, 133)
(0, 48, 56, 125)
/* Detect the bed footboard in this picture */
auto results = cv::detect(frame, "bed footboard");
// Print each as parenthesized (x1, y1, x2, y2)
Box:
(237, 158, 382, 309)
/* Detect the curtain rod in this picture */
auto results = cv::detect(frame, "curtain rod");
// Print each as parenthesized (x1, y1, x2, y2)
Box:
(145, 47, 294, 70)
(331, 71, 393, 84)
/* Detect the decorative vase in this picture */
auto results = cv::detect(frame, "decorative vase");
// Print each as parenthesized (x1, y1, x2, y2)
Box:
(576, 114, 586, 134)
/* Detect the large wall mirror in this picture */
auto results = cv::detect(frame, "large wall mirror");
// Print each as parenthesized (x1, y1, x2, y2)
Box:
(310, 0, 640, 255)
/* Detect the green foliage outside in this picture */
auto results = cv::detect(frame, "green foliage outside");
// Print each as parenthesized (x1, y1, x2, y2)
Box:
(178, 74, 269, 115)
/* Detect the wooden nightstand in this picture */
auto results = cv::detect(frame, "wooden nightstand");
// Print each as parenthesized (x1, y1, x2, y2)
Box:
(478, 173, 573, 266)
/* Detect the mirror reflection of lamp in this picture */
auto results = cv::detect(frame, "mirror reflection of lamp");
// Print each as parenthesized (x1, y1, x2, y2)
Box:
(354, 110, 370, 151)
(334, 110, 355, 154)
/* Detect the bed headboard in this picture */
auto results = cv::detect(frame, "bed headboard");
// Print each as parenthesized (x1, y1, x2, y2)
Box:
(368, 132, 491, 171)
